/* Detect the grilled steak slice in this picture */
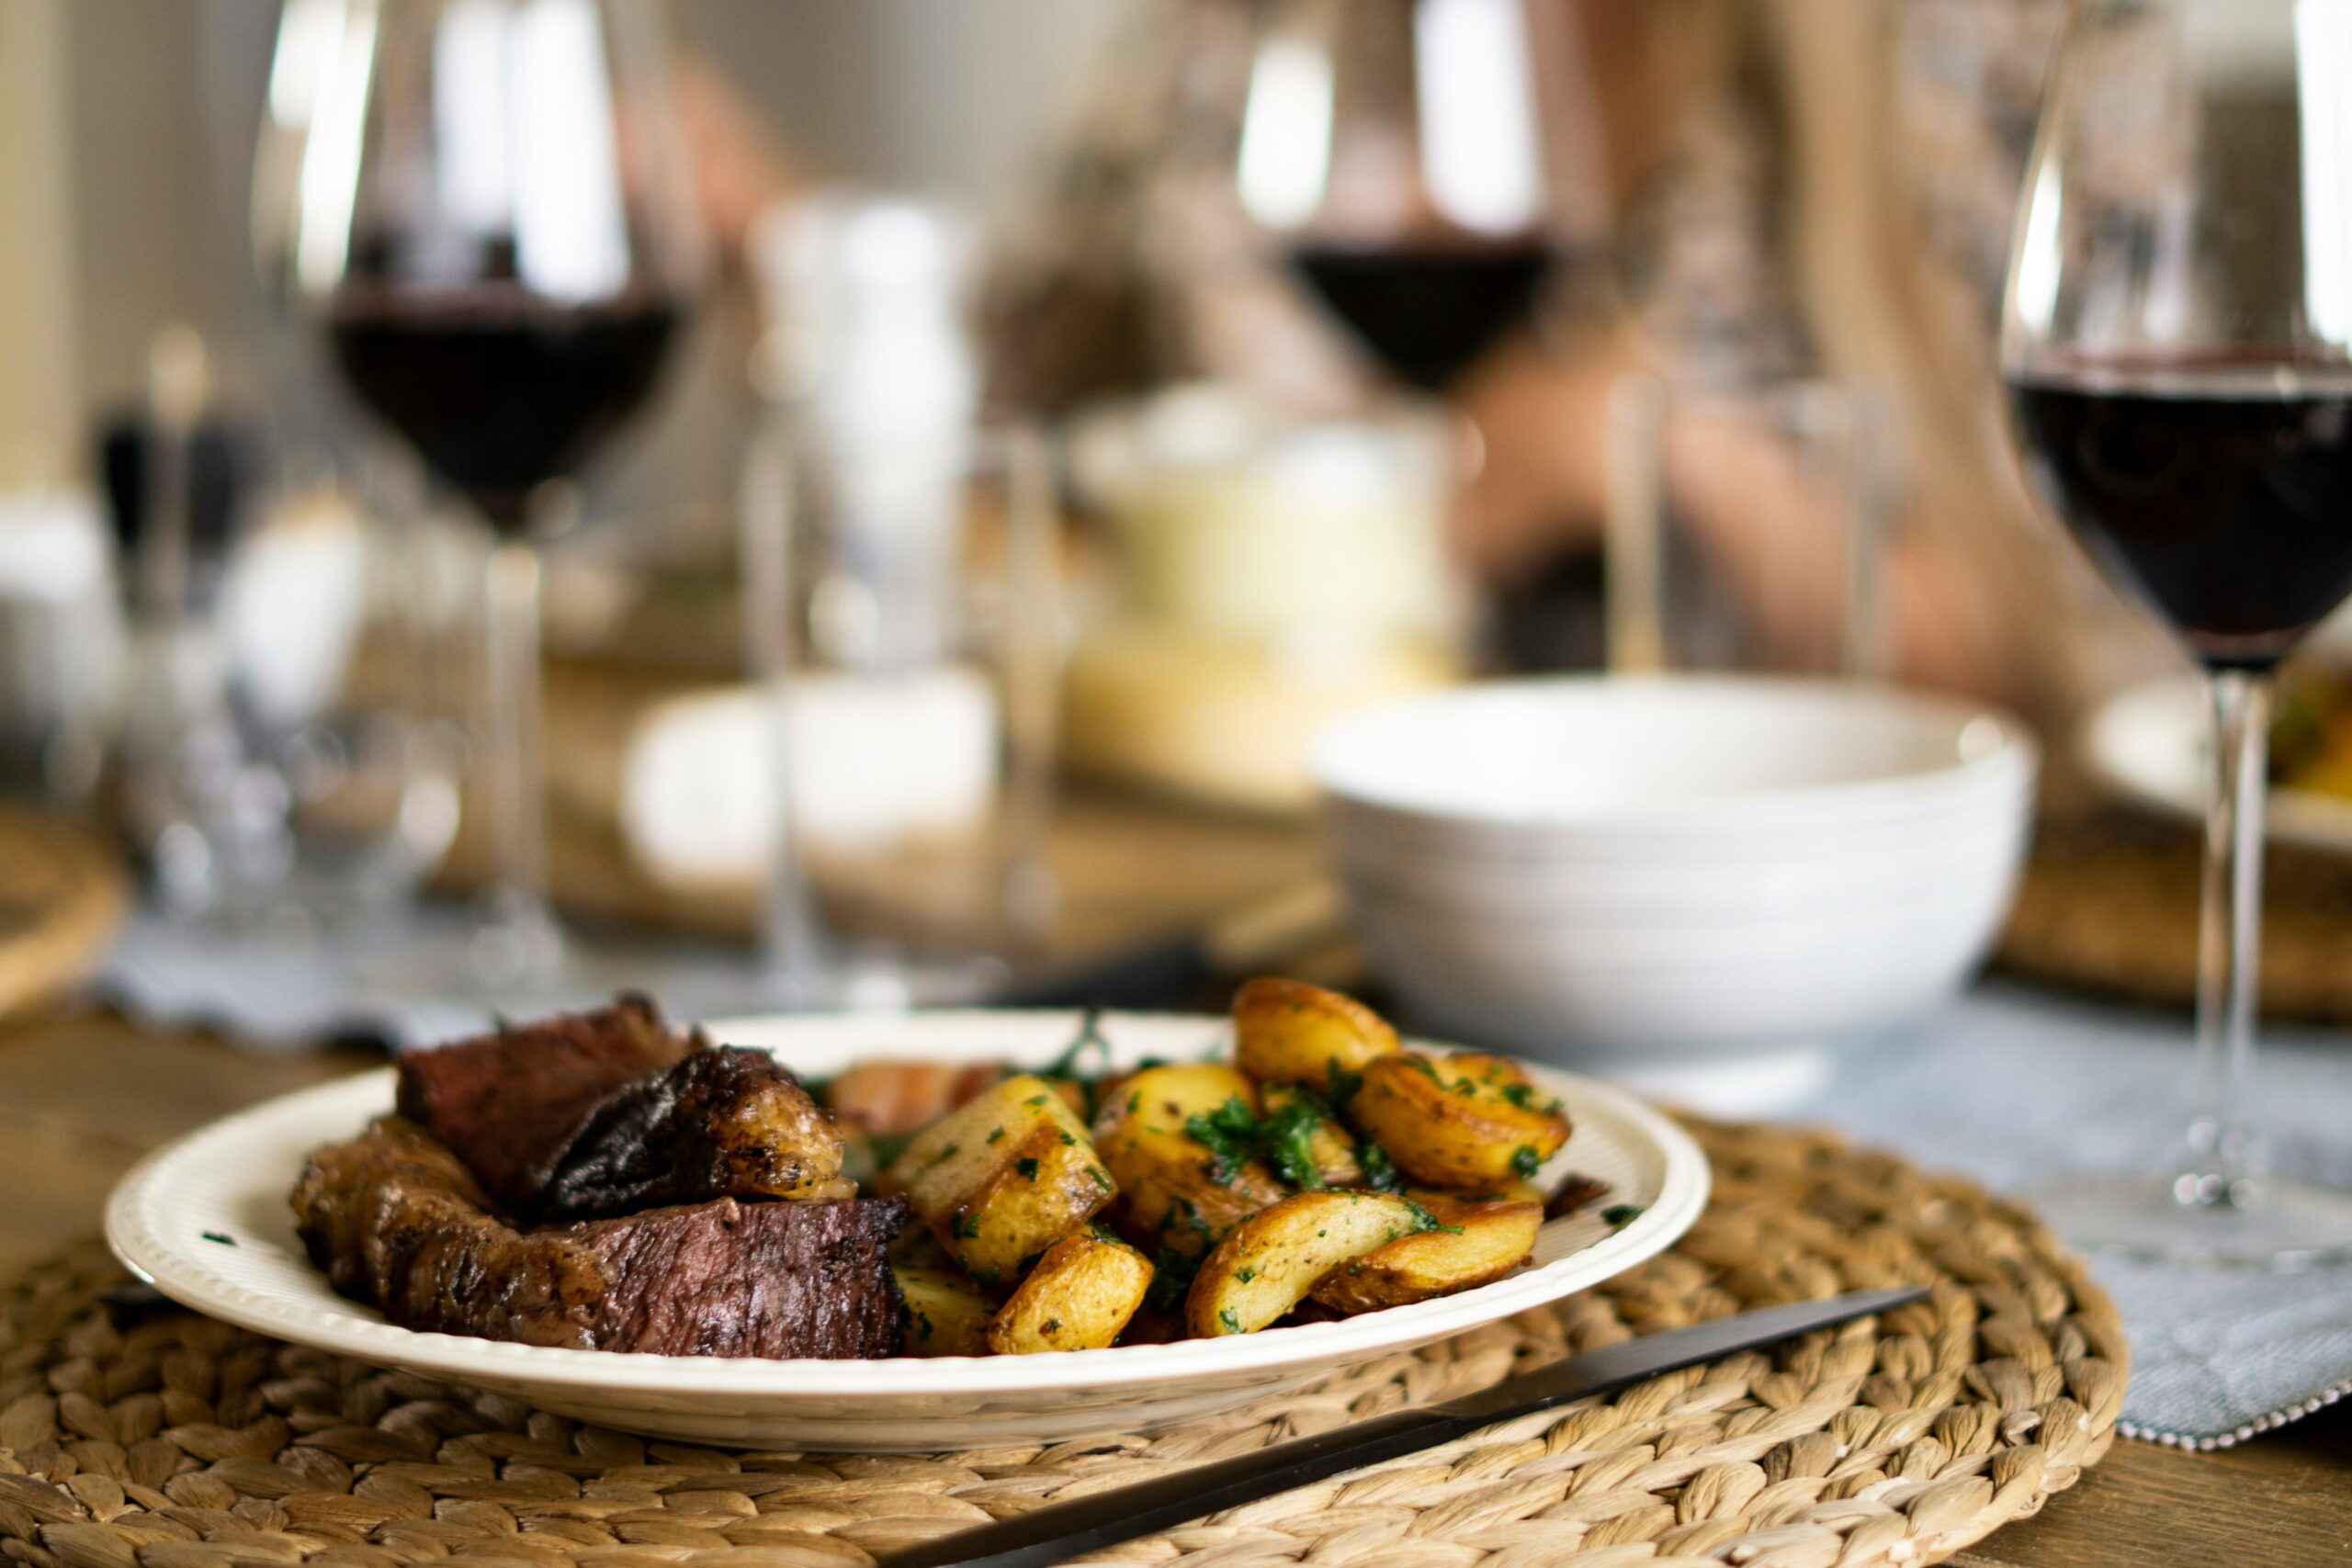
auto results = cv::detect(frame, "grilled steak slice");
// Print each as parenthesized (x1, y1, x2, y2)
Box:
(293, 1119, 908, 1359)
(535, 1045, 850, 1222)
(395, 997, 693, 1213)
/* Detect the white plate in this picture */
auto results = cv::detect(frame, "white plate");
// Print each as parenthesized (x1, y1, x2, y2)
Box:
(2085, 676, 2352, 851)
(105, 1010, 1709, 1452)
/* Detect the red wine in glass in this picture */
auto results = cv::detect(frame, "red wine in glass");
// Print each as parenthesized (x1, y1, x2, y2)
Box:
(2007, 357, 2352, 671)
(1288, 240, 1555, 391)
(329, 288, 679, 534)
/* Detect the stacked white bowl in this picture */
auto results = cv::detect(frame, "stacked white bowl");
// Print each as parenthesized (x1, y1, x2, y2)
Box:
(1313, 677, 2039, 1111)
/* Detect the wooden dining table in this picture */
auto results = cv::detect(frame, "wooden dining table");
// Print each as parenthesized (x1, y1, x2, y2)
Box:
(7, 792, 2350, 1568)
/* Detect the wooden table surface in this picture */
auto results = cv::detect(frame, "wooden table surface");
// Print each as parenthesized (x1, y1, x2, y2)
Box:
(7, 795, 2351, 1568)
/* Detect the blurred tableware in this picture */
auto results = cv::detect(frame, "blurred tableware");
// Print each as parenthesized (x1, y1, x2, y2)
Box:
(1998, 0, 2352, 1266)
(1066, 385, 1464, 813)
(0, 804, 128, 1021)
(2085, 676, 2352, 854)
(1235, 0, 1609, 390)
(1315, 677, 2037, 1113)
(1605, 375, 1896, 680)
(723, 420, 1058, 1009)
(0, 490, 121, 804)
(106, 1009, 1707, 1450)
(265, 0, 705, 991)
(107, 332, 282, 917)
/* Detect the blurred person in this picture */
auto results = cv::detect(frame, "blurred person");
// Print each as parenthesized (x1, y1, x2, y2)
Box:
(985, 0, 2162, 728)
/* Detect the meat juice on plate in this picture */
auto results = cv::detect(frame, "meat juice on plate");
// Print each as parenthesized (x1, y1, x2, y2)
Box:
(2007, 356, 2352, 671)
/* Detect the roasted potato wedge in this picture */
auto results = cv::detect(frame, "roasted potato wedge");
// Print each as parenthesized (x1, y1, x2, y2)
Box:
(1184, 1190, 1435, 1337)
(1259, 1084, 1363, 1188)
(1346, 1053, 1571, 1190)
(986, 1230, 1154, 1354)
(1093, 1064, 1285, 1258)
(1308, 1193, 1543, 1314)
(1232, 977, 1399, 1089)
(885, 1074, 1117, 1286)
(894, 1266, 997, 1356)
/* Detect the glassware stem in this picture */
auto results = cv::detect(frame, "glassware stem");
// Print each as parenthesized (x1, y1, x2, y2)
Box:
(478, 533, 561, 985)
(2182, 669, 2270, 1209)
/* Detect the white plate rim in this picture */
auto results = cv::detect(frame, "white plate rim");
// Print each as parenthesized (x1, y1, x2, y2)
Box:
(105, 1010, 1710, 1400)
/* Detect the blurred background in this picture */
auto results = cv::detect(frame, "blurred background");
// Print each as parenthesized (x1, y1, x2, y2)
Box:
(6, 0, 2338, 1088)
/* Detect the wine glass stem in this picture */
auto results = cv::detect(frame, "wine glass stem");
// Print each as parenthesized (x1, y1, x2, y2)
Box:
(2185, 668, 2271, 1205)
(481, 536, 556, 971)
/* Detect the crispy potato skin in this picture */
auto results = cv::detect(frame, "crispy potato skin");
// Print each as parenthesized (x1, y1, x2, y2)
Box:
(1232, 978, 1400, 1089)
(1260, 1084, 1364, 1188)
(1346, 1054, 1571, 1189)
(884, 1075, 1116, 1285)
(1308, 1194, 1542, 1314)
(895, 1266, 997, 1356)
(1092, 1064, 1284, 1258)
(1184, 1191, 1431, 1337)
(987, 1231, 1154, 1353)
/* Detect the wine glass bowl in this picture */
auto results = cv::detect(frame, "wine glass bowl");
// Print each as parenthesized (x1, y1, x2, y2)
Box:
(266, 0, 705, 989)
(2000, 0, 2352, 1267)
(1237, 0, 1607, 390)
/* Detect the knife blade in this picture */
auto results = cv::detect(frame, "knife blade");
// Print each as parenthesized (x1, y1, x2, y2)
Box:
(877, 1284, 1928, 1568)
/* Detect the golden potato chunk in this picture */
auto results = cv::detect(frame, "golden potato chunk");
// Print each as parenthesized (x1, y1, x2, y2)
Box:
(894, 1266, 996, 1356)
(1259, 1084, 1363, 1189)
(1184, 1190, 1434, 1337)
(885, 1075, 1116, 1286)
(1093, 1063, 1285, 1258)
(1232, 977, 1399, 1089)
(1308, 1193, 1543, 1314)
(1346, 1053, 1571, 1190)
(986, 1230, 1154, 1354)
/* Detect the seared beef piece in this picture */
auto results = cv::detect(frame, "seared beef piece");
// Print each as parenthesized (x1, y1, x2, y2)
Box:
(394, 997, 693, 1213)
(293, 1119, 908, 1359)
(536, 1046, 850, 1222)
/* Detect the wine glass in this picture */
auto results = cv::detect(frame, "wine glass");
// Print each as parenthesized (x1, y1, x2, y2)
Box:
(2001, 0, 2352, 1267)
(266, 0, 705, 989)
(1235, 0, 1609, 391)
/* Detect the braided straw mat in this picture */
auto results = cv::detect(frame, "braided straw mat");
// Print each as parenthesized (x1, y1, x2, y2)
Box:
(0, 1120, 2126, 1568)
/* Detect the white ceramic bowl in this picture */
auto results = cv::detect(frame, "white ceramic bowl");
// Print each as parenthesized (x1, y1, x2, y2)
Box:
(107, 1010, 1708, 1452)
(1314, 678, 2038, 1102)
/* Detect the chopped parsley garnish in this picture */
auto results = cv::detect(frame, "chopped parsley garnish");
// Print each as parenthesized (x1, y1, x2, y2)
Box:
(1044, 1009, 1113, 1081)
(1184, 1096, 1262, 1185)
(1601, 1204, 1645, 1229)
(1358, 1141, 1406, 1193)
(987, 1126, 1006, 1145)
(1040, 1317, 1061, 1336)
(1404, 1055, 1442, 1081)
(1217, 1308, 1242, 1334)
(1014, 1157, 1041, 1181)
(1147, 1248, 1200, 1313)
(199, 1230, 235, 1247)
(952, 1213, 981, 1239)
(1258, 1093, 1332, 1190)
(1024, 1094, 1050, 1109)
(1089, 1165, 1114, 1190)
(1399, 1199, 1458, 1235)
(1325, 1061, 1364, 1109)
(1510, 1145, 1543, 1180)
(1235, 1266, 1256, 1283)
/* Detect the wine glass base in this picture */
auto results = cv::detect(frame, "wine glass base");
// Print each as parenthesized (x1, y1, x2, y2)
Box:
(2023, 1170, 2352, 1272)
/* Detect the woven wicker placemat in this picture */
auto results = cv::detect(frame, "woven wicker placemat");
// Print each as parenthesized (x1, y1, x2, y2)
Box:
(0, 1119, 2126, 1568)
